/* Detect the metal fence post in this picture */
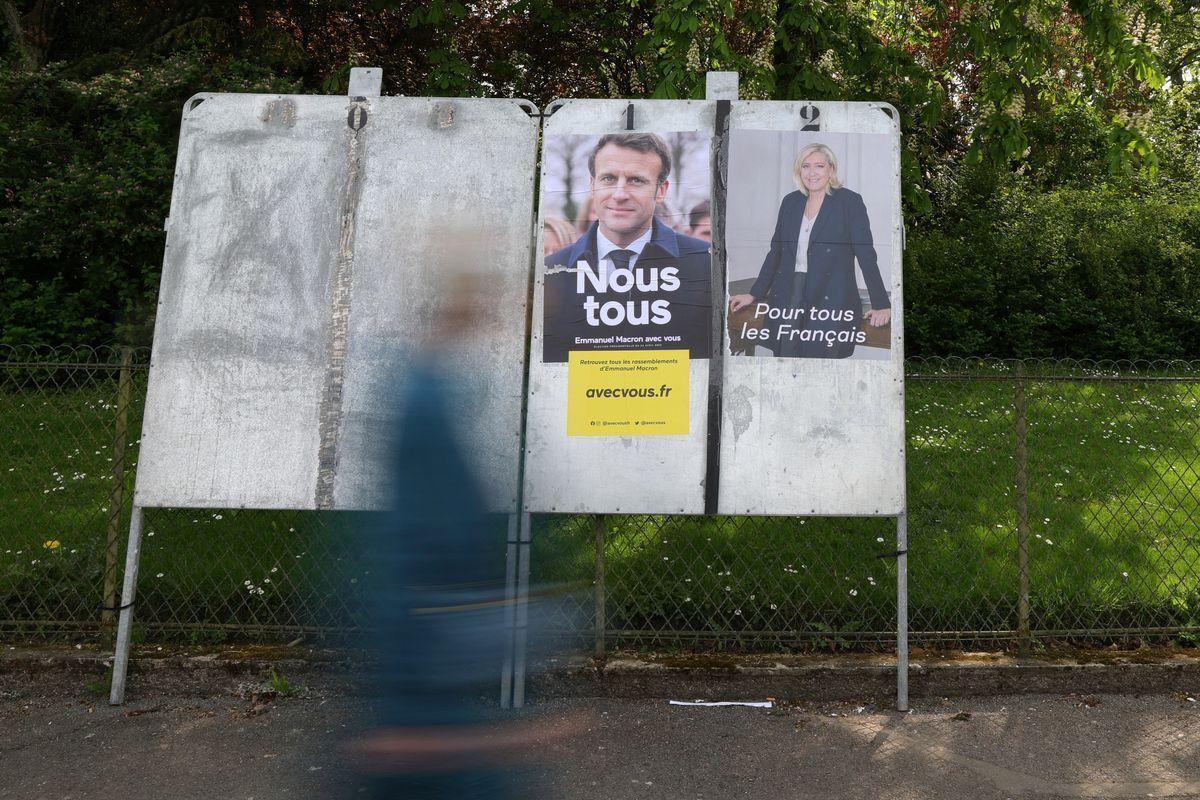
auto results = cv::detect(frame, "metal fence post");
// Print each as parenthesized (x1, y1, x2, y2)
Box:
(594, 514, 606, 659)
(1014, 361, 1032, 655)
(101, 346, 133, 645)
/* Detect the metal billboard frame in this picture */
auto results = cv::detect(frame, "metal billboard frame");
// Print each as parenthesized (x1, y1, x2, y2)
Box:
(111, 70, 909, 713)
(510, 73, 909, 709)
(109, 71, 541, 704)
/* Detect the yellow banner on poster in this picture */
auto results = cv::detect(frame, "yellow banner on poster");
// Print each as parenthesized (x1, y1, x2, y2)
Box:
(568, 350, 689, 436)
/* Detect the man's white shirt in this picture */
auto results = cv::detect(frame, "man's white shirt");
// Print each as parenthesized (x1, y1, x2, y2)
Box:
(595, 227, 653, 283)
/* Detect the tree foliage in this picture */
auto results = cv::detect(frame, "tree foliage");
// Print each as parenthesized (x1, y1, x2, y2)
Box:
(0, 0, 1196, 355)
(907, 175, 1200, 358)
(0, 38, 300, 345)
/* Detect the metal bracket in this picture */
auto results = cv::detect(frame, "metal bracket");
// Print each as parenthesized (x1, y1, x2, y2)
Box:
(705, 71, 739, 100)
(348, 67, 382, 98)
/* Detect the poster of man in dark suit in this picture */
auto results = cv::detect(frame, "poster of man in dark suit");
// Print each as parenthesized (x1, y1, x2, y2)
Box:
(541, 132, 712, 363)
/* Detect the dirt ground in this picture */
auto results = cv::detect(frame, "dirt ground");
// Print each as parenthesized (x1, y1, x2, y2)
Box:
(2, 651, 1199, 799)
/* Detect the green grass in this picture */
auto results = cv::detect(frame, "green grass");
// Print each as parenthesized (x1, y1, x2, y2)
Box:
(0, 378, 138, 630)
(907, 374, 1200, 639)
(532, 371, 1200, 649)
(0, 372, 367, 642)
(266, 668, 296, 697)
(3, 364, 1200, 650)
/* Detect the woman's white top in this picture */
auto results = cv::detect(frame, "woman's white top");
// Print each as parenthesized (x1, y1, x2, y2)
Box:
(794, 213, 817, 273)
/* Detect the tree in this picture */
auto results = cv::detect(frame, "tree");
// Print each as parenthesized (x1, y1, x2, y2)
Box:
(0, 0, 1194, 352)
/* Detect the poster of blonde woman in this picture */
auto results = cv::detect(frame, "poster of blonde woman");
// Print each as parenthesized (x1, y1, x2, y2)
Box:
(725, 131, 895, 360)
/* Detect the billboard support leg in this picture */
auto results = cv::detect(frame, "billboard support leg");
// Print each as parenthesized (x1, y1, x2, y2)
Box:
(500, 513, 519, 708)
(896, 511, 909, 712)
(513, 512, 532, 708)
(109, 504, 145, 705)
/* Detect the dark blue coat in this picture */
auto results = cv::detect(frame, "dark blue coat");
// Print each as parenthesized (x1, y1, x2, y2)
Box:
(542, 219, 712, 362)
(748, 187, 890, 358)
(360, 359, 515, 797)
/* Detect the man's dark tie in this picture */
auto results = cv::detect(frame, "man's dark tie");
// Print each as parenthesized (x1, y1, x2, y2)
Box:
(607, 249, 634, 272)
(607, 249, 634, 297)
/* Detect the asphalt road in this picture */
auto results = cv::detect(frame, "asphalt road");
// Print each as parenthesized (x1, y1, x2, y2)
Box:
(2, 666, 1199, 800)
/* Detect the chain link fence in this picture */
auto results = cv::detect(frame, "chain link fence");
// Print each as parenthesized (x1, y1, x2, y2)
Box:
(3, 347, 1198, 652)
(1, 345, 146, 642)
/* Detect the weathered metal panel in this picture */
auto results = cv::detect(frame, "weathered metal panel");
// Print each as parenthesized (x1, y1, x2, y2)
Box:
(522, 100, 715, 514)
(718, 101, 905, 516)
(136, 93, 536, 512)
(136, 94, 343, 510)
(335, 98, 537, 513)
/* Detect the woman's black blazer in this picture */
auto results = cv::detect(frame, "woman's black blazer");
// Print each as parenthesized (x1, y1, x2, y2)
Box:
(747, 187, 890, 357)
